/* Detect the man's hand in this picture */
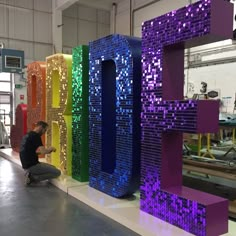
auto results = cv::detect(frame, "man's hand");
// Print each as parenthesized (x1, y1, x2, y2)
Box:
(37, 146, 56, 154)
(48, 147, 56, 153)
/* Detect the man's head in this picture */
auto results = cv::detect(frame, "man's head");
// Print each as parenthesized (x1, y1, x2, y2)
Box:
(34, 121, 48, 136)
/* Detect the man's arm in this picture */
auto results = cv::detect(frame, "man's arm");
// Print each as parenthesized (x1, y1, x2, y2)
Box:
(37, 146, 56, 155)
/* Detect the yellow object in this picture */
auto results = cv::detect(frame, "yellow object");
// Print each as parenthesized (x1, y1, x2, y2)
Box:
(233, 128, 235, 144)
(198, 133, 215, 159)
(51, 121, 60, 167)
(46, 54, 72, 175)
(198, 133, 202, 157)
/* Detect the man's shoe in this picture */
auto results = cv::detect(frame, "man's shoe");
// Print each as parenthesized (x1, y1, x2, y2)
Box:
(24, 172, 34, 186)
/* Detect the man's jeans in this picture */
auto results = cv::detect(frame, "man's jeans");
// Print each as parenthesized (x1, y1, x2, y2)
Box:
(27, 162, 61, 182)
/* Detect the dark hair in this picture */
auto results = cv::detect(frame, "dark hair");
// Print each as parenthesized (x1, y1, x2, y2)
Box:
(36, 121, 48, 129)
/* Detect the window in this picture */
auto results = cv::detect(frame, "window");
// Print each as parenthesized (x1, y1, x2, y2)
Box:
(0, 72, 10, 81)
(0, 82, 10, 92)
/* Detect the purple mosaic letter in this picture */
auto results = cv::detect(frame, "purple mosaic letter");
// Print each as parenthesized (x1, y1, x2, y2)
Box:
(141, 0, 233, 235)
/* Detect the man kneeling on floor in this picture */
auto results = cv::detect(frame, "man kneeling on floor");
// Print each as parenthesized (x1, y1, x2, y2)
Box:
(20, 121, 61, 186)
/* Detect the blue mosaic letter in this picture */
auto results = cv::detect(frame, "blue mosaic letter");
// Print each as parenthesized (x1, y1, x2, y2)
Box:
(89, 34, 141, 197)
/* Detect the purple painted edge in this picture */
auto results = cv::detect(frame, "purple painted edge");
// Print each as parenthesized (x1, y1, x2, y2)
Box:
(164, 185, 227, 205)
(206, 200, 228, 235)
(197, 100, 219, 133)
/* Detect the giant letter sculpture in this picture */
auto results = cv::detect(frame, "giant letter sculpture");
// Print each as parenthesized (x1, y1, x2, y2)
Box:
(46, 54, 72, 175)
(10, 104, 27, 152)
(72, 45, 89, 181)
(27, 62, 46, 152)
(89, 34, 141, 197)
(141, 0, 233, 235)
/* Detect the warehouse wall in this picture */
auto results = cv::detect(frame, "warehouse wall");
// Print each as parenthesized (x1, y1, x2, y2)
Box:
(114, 0, 131, 36)
(0, 0, 53, 65)
(62, 3, 110, 54)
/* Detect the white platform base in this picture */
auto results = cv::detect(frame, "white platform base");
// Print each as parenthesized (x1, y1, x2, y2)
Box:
(0, 148, 235, 236)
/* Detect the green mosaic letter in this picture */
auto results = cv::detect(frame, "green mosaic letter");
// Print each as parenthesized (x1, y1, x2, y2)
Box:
(72, 45, 89, 181)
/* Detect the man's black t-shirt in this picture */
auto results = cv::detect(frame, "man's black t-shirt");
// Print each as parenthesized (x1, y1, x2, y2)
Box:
(19, 131, 43, 169)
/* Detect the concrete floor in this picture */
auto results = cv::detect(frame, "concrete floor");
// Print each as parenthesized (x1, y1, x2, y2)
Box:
(0, 157, 140, 236)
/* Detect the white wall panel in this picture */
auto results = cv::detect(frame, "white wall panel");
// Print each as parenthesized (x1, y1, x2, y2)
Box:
(34, 0, 52, 13)
(34, 11, 52, 44)
(116, 11, 130, 35)
(116, 0, 130, 14)
(0, 5, 8, 37)
(97, 9, 110, 24)
(63, 4, 110, 47)
(63, 4, 77, 18)
(78, 5, 96, 22)
(25, 58, 33, 65)
(8, 0, 33, 9)
(133, 0, 155, 10)
(9, 39, 33, 60)
(0, 38, 8, 48)
(34, 43, 52, 61)
(113, 0, 130, 35)
(9, 7, 33, 41)
(97, 23, 110, 39)
(62, 46, 72, 54)
(62, 16, 77, 47)
(78, 19, 97, 45)
(133, 26, 141, 37)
